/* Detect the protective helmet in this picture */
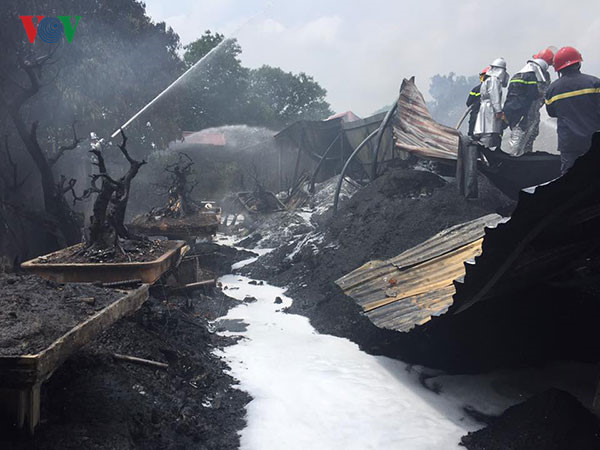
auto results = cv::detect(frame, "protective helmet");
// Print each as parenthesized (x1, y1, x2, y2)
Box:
(490, 57, 507, 69)
(529, 58, 549, 72)
(533, 48, 555, 66)
(553, 46, 583, 72)
(479, 66, 490, 75)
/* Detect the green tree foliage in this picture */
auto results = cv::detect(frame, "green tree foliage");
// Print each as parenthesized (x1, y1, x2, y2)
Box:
(246, 66, 333, 128)
(180, 31, 333, 131)
(428, 73, 479, 127)
(183, 30, 226, 67)
(178, 32, 249, 130)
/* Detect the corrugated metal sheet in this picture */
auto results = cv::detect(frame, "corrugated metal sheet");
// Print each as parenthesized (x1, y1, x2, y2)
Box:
(393, 77, 459, 161)
(337, 133, 600, 335)
(336, 214, 504, 332)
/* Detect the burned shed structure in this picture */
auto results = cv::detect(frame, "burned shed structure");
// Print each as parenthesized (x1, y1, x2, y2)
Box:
(271, 110, 400, 194)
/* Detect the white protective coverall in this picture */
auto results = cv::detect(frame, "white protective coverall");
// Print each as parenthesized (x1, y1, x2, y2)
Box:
(506, 59, 549, 156)
(474, 64, 509, 148)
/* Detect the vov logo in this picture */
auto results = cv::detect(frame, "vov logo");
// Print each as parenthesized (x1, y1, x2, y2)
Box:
(19, 16, 81, 44)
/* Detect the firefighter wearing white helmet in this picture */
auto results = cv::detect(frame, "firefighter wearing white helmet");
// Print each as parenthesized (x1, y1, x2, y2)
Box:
(504, 58, 550, 156)
(474, 57, 509, 149)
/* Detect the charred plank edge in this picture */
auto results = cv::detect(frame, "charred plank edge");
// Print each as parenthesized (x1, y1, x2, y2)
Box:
(0, 285, 149, 388)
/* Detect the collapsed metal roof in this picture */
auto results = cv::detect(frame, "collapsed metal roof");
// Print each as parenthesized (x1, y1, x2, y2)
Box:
(335, 214, 505, 332)
(393, 77, 460, 161)
(337, 132, 600, 334)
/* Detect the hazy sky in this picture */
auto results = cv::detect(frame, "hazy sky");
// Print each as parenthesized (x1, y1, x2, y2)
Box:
(145, 0, 600, 116)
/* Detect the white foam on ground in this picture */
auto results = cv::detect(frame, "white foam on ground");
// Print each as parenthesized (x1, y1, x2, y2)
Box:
(231, 249, 274, 270)
(216, 275, 482, 450)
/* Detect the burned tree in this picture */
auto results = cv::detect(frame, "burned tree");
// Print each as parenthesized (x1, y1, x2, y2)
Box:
(84, 130, 146, 253)
(129, 152, 221, 240)
(158, 152, 199, 218)
(0, 44, 83, 249)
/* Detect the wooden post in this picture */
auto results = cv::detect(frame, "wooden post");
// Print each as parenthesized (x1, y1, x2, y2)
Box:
(15, 383, 41, 434)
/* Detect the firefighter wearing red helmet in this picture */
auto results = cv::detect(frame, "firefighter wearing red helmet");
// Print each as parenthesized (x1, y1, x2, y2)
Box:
(533, 48, 555, 68)
(465, 67, 490, 136)
(545, 46, 600, 174)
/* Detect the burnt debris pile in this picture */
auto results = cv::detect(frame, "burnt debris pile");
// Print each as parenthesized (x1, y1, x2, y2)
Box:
(243, 168, 514, 349)
(461, 389, 600, 450)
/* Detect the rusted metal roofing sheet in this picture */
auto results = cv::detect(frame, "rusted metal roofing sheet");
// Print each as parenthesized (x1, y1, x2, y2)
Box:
(338, 133, 600, 334)
(336, 214, 504, 332)
(393, 77, 460, 161)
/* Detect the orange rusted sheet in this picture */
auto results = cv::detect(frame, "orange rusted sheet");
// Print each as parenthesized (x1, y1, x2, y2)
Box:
(336, 214, 504, 332)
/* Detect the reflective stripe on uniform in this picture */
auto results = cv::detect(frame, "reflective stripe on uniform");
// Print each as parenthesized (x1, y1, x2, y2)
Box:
(546, 87, 600, 105)
(509, 79, 538, 85)
(469, 91, 480, 96)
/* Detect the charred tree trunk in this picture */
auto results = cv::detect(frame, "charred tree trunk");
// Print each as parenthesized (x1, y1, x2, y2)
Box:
(155, 153, 197, 218)
(86, 131, 146, 251)
(6, 114, 81, 248)
(0, 53, 82, 250)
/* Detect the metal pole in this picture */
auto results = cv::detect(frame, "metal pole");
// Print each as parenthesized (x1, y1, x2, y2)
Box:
(333, 129, 379, 212)
(309, 133, 341, 193)
(371, 97, 399, 179)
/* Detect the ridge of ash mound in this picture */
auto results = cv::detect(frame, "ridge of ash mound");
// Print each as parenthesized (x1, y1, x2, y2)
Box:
(242, 168, 514, 354)
(460, 389, 600, 450)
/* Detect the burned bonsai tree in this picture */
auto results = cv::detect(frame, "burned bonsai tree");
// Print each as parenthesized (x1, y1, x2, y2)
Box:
(153, 152, 199, 218)
(81, 130, 147, 258)
(129, 152, 222, 240)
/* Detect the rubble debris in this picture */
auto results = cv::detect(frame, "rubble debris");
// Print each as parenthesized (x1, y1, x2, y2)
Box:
(230, 174, 356, 251)
(242, 167, 513, 360)
(33, 239, 173, 264)
(0, 274, 120, 356)
(236, 190, 286, 214)
(460, 389, 600, 450)
(1, 289, 249, 449)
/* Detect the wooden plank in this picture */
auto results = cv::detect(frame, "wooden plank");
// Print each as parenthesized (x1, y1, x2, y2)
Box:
(0, 285, 149, 388)
(36, 285, 149, 380)
(21, 242, 185, 284)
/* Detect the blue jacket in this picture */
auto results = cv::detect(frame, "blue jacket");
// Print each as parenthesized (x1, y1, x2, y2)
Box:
(545, 71, 600, 152)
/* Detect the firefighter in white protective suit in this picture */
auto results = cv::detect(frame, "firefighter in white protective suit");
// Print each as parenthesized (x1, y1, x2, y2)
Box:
(474, 57, 509, 149)
(503, 58, 550, 156)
